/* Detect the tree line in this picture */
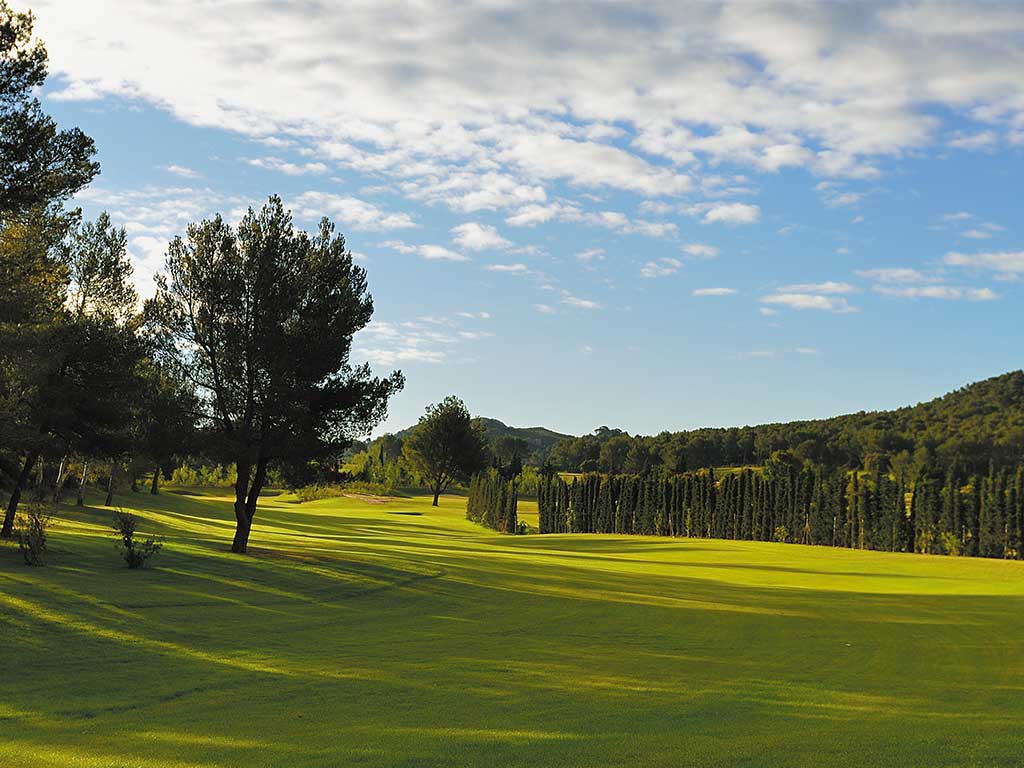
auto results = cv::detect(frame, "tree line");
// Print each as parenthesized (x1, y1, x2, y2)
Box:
(546, 371, 1024, 478)
(536, 464, 1024, 558)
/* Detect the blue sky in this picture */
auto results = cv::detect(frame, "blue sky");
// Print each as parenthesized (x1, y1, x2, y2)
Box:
(24, 1, 1024, 437)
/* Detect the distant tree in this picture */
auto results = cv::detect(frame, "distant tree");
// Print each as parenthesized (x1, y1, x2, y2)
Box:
(134, 360, 197, 494)
(1, 314, 145, 536)
(403, 396, 489, 506)
(0, 1, 98, 220)
(147, 196, 403, 552)
(599, 434, 631, 474)
(492, 435, 528, 480)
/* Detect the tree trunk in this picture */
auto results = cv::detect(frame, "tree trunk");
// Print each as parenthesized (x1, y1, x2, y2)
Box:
(432, 487, 440, 507)
(77, 460, 89, 506)
(53, 455, 67, 504)
(104, 464, 116, 507)
(230, 456, 253, 554)
(2, 449, 41, 538)
(150, 465, 160, 495)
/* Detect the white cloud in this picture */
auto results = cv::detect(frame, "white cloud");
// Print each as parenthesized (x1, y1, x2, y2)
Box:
(692, 287, 736, 296)
(417, 245, 468, 262)
(761, 293, 858, 313)
(855, 267, 933, 283)
(498, 132, 692, 197)
(944, 250, 1024, 276)
(486, 263, 529, 273)
(795, 347, 819, 355)
(874, 285, 998, 300)
(34, 0, 1024, 225)
(164, 164, 202, 179)
(37, 0, 1024, 273)
(575, 248, 605, 262)
(640, 258, 683, 278)
(292, 191, 415, 230)
(816, 181, 864, 208)
(561, 293, 602, 310)
(534, 303, 556, 314)
(381, 240, 469, 262)
(779, 281, 857, 295)
(244, 156, 328, 176)
(450, 222, 512, 251)
(502, 202, 677, 239)
(353, 313, 492, 367)
(701, 203, 761, 225)
(947, 130, 998, 151)
(681, 243, 719, 258)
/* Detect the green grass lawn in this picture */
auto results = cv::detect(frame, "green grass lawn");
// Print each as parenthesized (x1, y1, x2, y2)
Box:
(2, 487, 1024, 767)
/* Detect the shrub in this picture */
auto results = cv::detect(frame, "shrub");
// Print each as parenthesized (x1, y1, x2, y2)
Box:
(112, 511, 163, 568)
(773, 525, 790, 543)
(16, 506, 53, 566)
(940, 531, 962, 556)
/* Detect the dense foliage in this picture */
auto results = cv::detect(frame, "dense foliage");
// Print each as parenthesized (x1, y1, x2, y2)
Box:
(0, 0, 98, 220)
(538, 465, 1024, 558)
(146, 196, 403, 552)
(402, 396, 489, 507)
(466, 472, 518, 534)
(548, 372, 1024, 476)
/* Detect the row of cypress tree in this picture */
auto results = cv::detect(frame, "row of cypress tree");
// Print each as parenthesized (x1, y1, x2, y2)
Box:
(466, 471, 519, 533)
(536, 465, 1024, 558)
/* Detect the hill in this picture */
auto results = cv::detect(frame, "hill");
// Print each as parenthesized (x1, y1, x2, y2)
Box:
(3, 487, 1024, 767)
(549, 370, 1024, 474)
(471, 417, 573, 457)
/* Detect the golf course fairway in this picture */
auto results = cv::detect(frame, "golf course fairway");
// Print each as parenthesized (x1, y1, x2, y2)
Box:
(1, 488, 1022, 767)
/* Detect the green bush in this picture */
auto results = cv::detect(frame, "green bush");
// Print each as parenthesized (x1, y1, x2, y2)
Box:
(16, 506, 53, 566)
(112, 511, 163, 568)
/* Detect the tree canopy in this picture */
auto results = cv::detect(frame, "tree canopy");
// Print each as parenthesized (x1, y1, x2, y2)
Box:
(402, 396, 489, 506)
(147, 195, 403, 552)
(0, 1, 98, 221)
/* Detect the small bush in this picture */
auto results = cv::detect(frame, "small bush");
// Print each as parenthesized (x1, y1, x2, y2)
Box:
(940, 532, 962, 556)
(112, 511, 163, 568)
(16, 506, 53, 566)
(773, 525, 790, 543)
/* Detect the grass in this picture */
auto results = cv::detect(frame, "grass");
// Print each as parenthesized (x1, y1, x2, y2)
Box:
(2, 487, 1024, 767)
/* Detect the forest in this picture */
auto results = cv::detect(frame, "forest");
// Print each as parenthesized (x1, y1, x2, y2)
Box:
(544, 370, 1024, 476)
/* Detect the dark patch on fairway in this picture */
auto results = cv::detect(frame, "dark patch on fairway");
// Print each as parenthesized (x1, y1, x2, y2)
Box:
(389, 511, 423, 516)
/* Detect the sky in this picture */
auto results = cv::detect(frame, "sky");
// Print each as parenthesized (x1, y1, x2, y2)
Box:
(20, 0, 1024, 438)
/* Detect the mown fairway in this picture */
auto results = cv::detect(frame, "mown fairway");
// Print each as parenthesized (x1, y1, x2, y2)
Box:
(2, 489, 1024, 768)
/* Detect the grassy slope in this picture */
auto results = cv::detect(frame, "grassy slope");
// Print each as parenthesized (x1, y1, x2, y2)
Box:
(1, 488, 1023, 768)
